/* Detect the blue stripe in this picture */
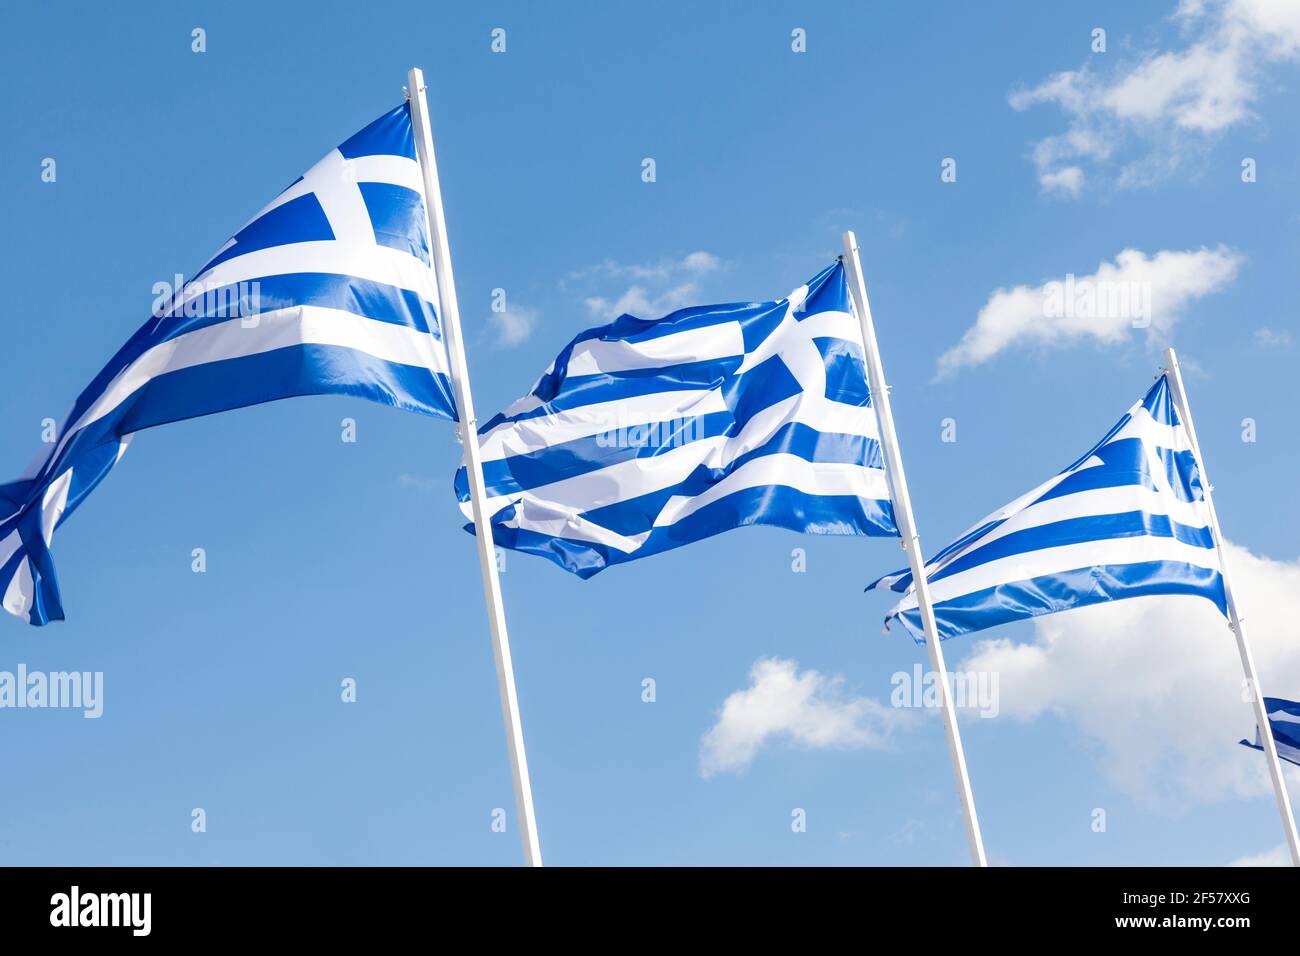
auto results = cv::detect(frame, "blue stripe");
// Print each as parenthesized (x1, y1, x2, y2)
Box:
(50, 344, 454, 483)
(1239, 739, 1300, 768)
(928, 511, 1215, 585)
(337, 103, 417, 161)
(1238, 701, 1300, 767)
(873, 420, 1202, 598)
(199, 193, 334, 274)
(1263, 697, 1300, 718)
(40, 272, 442, 484)
(473, 484, 895, 579)
(478, 411, 734, 498)
(815, 336, 872, 408)
(479, 357, 742, 433)
(799, 261, 853, 316)
(1038, 437, 1168, 504)
(358, 181, 431, 265)
(1142, 373, 1180, 427)
(575, 430, 884, 540)
(479, 418, 881, 507)
(893, 560, 1226, 643)
(158, 272, 440, 336)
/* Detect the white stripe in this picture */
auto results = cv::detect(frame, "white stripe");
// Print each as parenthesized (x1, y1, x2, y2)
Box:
(497, 497, 648, 554)
(799, 401, 880, 441)
(476, 433, 729, 518)
(479, 389, 729, 459)
(40, 470, 72, 547)
(476, 406, 888, 523)
(310, 150, 377, 246)
(892, 533, 1222, 614)
(565, 322, 745, 377)
(481, 351, 878, 460)
(794, 308, 863, 345)
(929, 482, 1212, 573)
(898, 404, 1202, 586)
(53, 307, 449, 464)
(187, 241, 439, 306)
(0, 469, 73, 621)
(2, 557, 33, 618)
(737, 307, 860, 374)
(1113, 401, 1191, 452)
(715, 392, 879, 467)
(0, 529, 20, 575)
(654, 455, 890, 528)
(256, 154, 423, 220)
(351, 154, 425, 192)
(500, 459, 889, 555)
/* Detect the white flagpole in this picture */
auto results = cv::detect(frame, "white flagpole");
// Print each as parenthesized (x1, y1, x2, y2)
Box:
(842, 231, 988, 866)
(1163, 347, 1299, 865)
(407, 67, 543, 867)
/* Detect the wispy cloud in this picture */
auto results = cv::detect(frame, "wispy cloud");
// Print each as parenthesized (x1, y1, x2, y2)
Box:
(1228, 843, 1293, 866)
(937, 246, 1241, 377)
(396, 473, 437, 492)
(569, 251, 723, 322)
(699, 657, 905, 777)
(1011, 0, 1300, 194)
(486, 303, 541, 348)
(1253, 327, 1293, 347)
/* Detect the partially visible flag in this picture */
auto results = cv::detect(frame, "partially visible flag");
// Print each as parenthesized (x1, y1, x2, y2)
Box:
(1240, 697, 1300, 768)
(454, 261, 897, 576)
(868, 374, 1226, 641)
(1, 102, 456, 625)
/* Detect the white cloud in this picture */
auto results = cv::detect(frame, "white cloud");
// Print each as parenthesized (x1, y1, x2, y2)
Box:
(570, 252, 723, 322)
(957, 540, 1300, 806)
(397, 473, 437, 491)
(1011, 1, 1300, 193)
(1039, 165, 1085, 197)
(699, 657, 904, 777)
(681, 251, 722, 274)
(486, 304, 540, 348)
(1253, 327, 1293, 347)
(936, 246, 1241, 377)
(1228, 842, 1292, 866)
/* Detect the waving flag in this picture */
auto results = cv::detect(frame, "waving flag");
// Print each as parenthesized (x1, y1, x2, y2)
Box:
(868, 374, 1226, 641)
(1240, 698, 1300, 768)
(1, 102, 455, 625)
(454, 261, 897, 576)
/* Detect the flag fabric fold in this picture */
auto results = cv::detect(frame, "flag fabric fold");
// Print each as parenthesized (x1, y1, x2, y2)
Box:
(867, 374, 1226, 642)
(1240, 697, 1300, 768)
(2, 102, 456, 625)
(455, 261, 898, 577)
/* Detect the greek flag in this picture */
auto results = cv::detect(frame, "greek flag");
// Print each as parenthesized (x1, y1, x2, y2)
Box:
(1, 103, 455, 625)
(868, 374, 1226, 641)
(455, 261, 897, 576)
(1240, 698, 1300, 768)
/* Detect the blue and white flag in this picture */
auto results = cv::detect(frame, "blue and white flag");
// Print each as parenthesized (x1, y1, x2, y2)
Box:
(868, 374, 1226, 641)
(1, 103, 456, 625)
(1240, 697, 1300, 768)
(455, 261, 897, 576)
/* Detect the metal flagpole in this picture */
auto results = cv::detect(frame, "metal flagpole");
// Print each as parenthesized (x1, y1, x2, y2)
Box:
(407, 67, 543, 867)
(842, 231, 988, 866)
(1163, 347, 1300, 866)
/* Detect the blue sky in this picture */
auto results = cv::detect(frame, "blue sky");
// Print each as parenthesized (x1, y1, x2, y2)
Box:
(1, 0, 1298, 865)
